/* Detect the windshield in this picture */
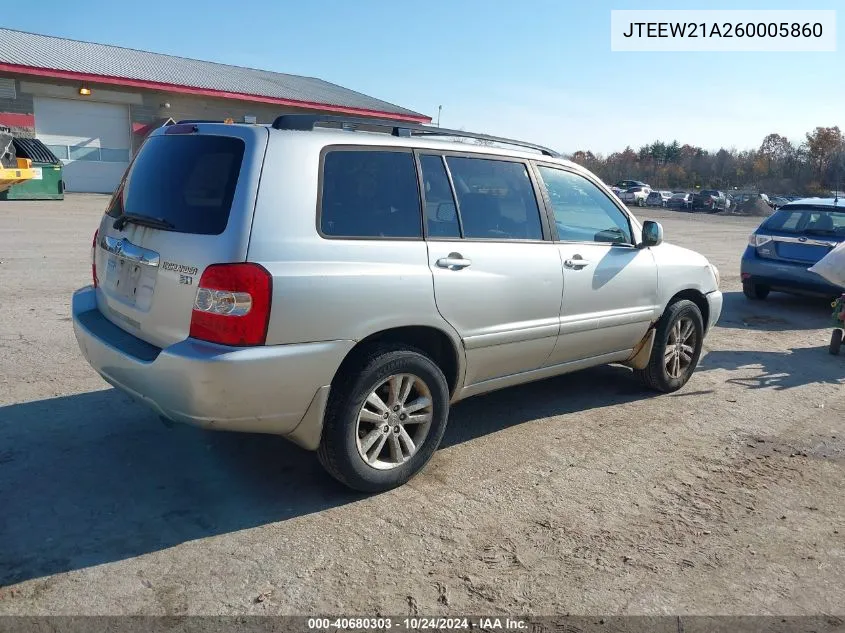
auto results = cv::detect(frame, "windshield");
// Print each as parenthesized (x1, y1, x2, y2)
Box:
(762, 206, 845, 235)
(106, 134, 245, 235)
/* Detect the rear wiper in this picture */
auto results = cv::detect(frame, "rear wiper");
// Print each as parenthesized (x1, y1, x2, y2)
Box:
(113, 213, 175, 231)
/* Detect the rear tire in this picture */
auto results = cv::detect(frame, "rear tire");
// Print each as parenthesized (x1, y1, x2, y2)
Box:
(742, 279, 770, 300)
(830, 329, 843, 356)
(635, 300, 704, 393)
(317, 344, 450, 492)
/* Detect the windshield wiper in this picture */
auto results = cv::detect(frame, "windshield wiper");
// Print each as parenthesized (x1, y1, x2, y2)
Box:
(113, 213, 175, 231)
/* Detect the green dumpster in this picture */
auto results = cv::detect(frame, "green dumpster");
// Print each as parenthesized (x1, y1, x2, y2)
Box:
(0, 138, 64, 200)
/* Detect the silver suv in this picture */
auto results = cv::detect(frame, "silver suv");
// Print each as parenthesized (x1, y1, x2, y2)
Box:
(72, 115, 723, 492)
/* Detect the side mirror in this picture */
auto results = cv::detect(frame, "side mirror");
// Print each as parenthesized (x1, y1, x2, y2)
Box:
(640, 220, 663, 248)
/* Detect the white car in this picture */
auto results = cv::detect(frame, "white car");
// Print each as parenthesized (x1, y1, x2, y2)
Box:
(622, 186, 651, 207)
(646, 190, 673, 207)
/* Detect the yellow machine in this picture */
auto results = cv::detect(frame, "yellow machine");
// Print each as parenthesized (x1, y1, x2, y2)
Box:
(0, 157, 35, 194)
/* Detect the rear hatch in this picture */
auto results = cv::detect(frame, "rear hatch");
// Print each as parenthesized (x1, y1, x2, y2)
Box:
(753, 204, 845, 265)
(93, 123, 268, 349)
(694, 191, 715, 208)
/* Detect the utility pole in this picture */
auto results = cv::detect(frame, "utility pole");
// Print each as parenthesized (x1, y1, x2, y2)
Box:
(436, 105, 442, 128)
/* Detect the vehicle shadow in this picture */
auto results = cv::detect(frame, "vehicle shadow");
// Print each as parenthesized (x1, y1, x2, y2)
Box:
(716, 290, 833, 332)
(0, 388, 358, 587)
(441, 363, 656, 447)
(0, 364, 655, 586)
(699, 345, 844, 391)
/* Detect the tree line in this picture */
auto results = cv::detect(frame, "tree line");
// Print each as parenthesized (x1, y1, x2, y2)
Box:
(569, 126, 845, 195)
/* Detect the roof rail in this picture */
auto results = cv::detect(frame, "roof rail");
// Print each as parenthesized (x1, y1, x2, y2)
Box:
(271, 114, 560, 157)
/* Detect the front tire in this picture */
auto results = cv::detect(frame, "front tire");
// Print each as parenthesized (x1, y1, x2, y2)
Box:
(635, 300, 704, 393)
(742, 279, 770, 300)
(317, 345, 450, 492)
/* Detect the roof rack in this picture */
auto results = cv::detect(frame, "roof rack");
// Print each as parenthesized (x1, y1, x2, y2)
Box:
(271, 114, 561, 158)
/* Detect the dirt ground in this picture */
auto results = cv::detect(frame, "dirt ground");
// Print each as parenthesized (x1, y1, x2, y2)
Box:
(0, 196, 843, 616)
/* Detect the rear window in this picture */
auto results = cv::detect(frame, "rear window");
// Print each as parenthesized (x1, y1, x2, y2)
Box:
(320, 150, 422, 239)
(763, 207, 845, 235)
(107, 135, 244, 235)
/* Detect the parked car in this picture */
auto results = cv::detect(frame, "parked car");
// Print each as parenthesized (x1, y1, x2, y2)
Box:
(645, 190, 673, 207)
(667, 192, 693, 210)
(770, 196, 791, 209)
(692, 190, 727, 213)
(71, 115, 722, 492)
(741, 199, 845, 300)
(615, 179, 650, 190)
(621, 185, 652, 206)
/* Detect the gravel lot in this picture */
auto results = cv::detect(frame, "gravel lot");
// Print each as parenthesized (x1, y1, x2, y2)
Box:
(0, 196, 843, 616)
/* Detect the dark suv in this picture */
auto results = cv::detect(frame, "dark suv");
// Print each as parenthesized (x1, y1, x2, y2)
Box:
(615, 179, 649, 190)
(692, 190, 726, 213)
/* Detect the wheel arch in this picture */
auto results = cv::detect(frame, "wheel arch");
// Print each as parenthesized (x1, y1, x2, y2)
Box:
(332, 325, 464, 399)
(665, 289, 710, 332)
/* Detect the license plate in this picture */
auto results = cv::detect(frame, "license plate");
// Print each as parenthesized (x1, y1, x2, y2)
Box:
(104, 255, 157, 310)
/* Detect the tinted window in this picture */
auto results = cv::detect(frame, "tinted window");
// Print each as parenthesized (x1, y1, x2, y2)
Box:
(538, 167, 633, 244)
(419, 154, 460, 238)
(320, 150, 421, 238)
(107, 135, 244, 235)
(445, 157, 543, 240)
(763, 207, 845, 235)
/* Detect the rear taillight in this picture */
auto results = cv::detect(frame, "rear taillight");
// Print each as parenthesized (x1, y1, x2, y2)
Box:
(748, 233, 772, 248)
(189, 263, 273, 346)
(92, 229, 99, 287)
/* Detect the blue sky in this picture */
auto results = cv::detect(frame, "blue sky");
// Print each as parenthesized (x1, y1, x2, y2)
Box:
(5, 0, 843, 154)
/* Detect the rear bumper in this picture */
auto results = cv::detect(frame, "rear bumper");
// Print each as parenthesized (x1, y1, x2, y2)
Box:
(741, 248, 844, 296)
(72, 286, 354, 443)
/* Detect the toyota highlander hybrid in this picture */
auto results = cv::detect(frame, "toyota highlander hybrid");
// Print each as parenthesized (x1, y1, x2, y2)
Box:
(72, 116, 723, 492)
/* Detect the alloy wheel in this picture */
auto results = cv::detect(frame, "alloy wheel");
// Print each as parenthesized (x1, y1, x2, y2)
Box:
(355, 373, 433, 470)
(664, 317, 697, 379)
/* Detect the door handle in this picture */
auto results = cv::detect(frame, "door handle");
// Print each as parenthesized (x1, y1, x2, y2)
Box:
(436, 253, 472, 270)
(563, 257, 591, 270)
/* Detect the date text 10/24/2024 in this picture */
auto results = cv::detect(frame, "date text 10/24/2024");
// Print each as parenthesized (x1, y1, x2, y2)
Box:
(307, 617, 528, 630)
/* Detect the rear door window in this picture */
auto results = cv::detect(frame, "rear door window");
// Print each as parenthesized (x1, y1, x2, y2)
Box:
(320, 150, 422, 238)
(107, 135, 244, 235)
(444, 156, 543, 240)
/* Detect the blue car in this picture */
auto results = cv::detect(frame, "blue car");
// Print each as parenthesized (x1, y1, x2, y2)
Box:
(741, 198, 845, 300)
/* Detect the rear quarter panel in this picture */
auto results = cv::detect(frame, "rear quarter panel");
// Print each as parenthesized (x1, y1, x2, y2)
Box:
(247, 133, 462, 352)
